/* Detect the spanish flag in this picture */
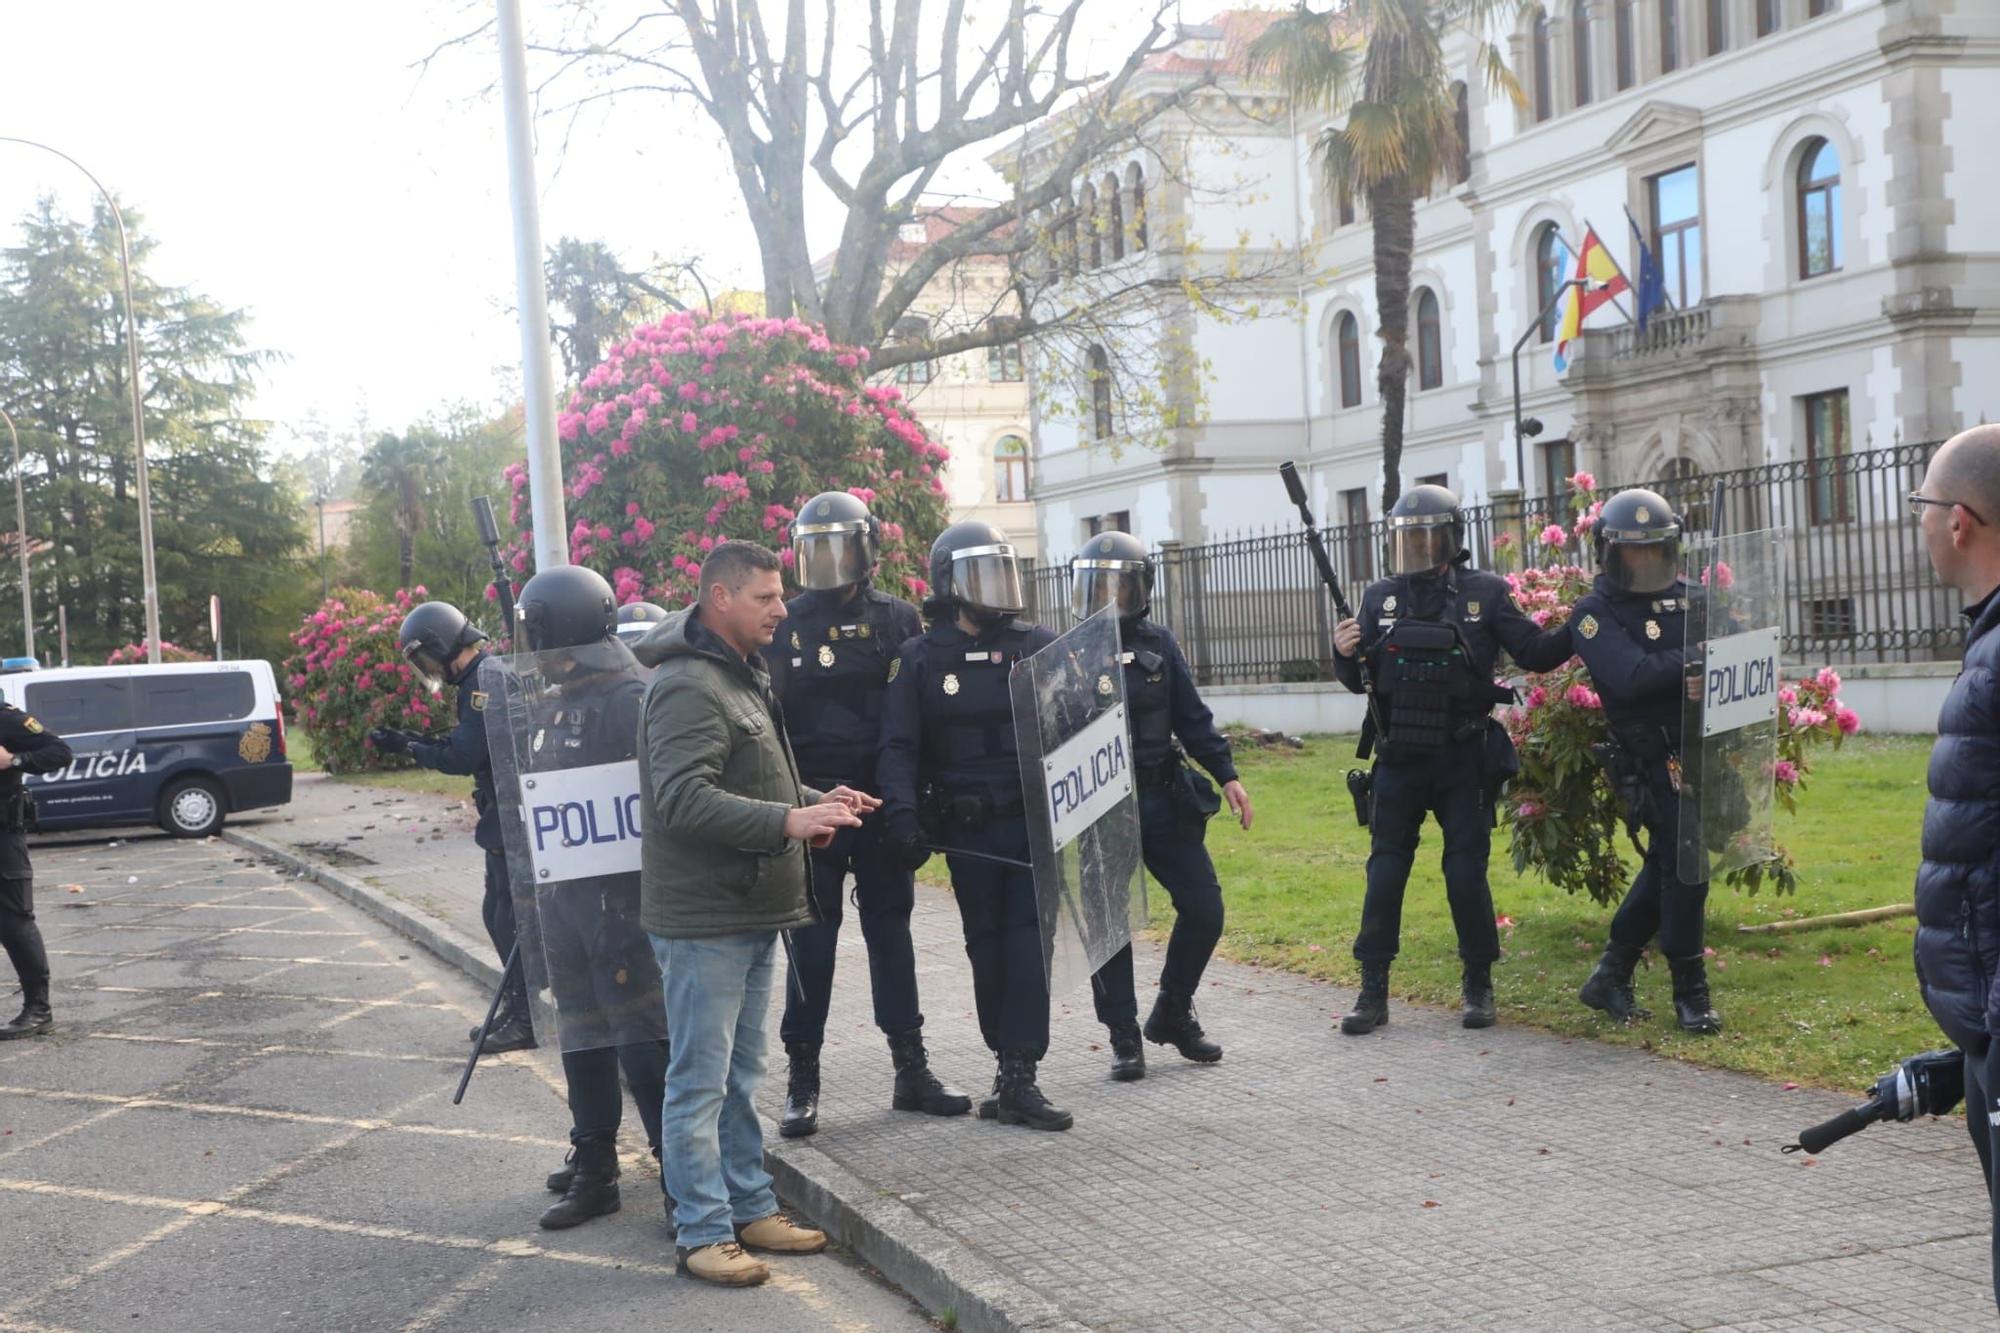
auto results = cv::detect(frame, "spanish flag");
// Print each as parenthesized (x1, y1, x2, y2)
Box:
(1552, 227, 1630, 373)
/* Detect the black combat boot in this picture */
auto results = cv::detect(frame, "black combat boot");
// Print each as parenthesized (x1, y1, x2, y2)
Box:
(1667, 953, 1723, 1035)
(1143, 990, 1223, 1063)
(0, 978, 52, 1041)
(538, 1135, 620, 1229)
(975, 1060, 1003, 1120)
(993, 1051, 1074, 1132)
(1339, 961, 1391, 1035)
(545, 1142, 623, 1194)
(1578, 941, 1652, 1024)
(887, 1028, 972, 1116)
(1461, 960, 1497, 1030)
(780, 1041, 821, 1139)
(1108, 1024, 1146, 1081)
(468, 996, 537, 1054)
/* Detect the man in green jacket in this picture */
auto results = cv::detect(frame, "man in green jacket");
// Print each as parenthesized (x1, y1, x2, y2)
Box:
(634, 539, 876, 1288)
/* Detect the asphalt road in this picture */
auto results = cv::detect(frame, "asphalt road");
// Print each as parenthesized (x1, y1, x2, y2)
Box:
(0, 831, 932, 1333)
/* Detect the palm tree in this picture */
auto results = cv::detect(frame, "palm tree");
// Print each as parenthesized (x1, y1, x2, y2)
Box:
(360, 430, 442, 590)
(1253, 0, 1522, 510)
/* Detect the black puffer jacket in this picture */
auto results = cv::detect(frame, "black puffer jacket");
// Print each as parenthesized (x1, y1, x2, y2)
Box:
(1914, 590, 2000, 1051)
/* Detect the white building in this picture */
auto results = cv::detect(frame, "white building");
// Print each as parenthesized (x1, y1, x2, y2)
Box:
(1020, 0, 1999, 567)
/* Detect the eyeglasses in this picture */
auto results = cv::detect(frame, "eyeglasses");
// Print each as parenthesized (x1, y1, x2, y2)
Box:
(1908, 491, 1988, 525)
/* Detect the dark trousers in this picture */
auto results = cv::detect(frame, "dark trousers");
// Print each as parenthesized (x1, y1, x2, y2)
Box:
(560, 1040, 668, 1151)
(1092, 787, 1227, 1028)
(945, 815, 1048, 1058)
(1958, 1040, 2000, 1312)
(481, 849, 528, 1009)
(0, 874, 47, 996)
(780, 816, 922, 1047)
(1606, 761, 1710, 958)
(1353, 742, 1499, 965)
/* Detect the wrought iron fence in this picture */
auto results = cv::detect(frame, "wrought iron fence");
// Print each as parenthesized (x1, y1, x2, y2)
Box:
(1025, 441, 1958, 685)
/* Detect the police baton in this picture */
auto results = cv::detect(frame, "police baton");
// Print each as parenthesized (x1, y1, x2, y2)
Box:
(1279, 462, 1387, 745)
(923, 843, 1032, 870)
(471, 495, 516, 646)
(453, 940, 522, 1105)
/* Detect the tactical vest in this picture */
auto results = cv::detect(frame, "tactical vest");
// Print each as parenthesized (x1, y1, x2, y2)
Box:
(1380, 620, 1473, 752)
(780, 595, 901, 784)
(1592, 588, 1690, 750)
(533, 674, 645, 772)
(1120, 641, 1176, 772)
(920, 626, 1032, 800)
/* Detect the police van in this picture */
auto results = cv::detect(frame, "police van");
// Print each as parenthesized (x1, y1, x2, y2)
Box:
(0, 659, 294, 838)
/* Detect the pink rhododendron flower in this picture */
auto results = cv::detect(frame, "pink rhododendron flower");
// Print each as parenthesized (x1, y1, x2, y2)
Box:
(1564, 684, 1602, 710)
(1816, 667, 1842, 693)
(1835, 705, 1861, 735)
(1568, 471, 1596, 492)
(1778, 686, 1797, 706)
(1540, 524, 1568, 547)
(1773, 760, 1800, 784)
(1517, 800, 1544, 818)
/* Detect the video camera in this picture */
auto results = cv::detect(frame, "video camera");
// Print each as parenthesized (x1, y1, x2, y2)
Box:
(1784, 1048, 1964, 1156)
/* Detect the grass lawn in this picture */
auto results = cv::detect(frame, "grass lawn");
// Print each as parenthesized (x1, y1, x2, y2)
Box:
(287, 733, 469, 800)
(1185, 732, 1939, 1091)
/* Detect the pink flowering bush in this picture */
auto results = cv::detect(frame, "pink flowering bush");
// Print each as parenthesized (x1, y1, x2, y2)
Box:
(1503, 475, 1857, 901)
(283, 587, 442, 774)
(508, 311, 952, 607)
(104, 641, 204, 665)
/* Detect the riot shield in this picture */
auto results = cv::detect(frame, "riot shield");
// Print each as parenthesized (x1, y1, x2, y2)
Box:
(1010, 607, 1146, 999)
(481, 641, 667, 1053)
(1678, 529, 1786, 883)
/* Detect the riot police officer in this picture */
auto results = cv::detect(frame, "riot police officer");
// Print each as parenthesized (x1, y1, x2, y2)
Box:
(1333, 484, 1574, 1034)
(371, 601, 534, 1055)
(878, 521, 1071, 1131)
(512, 565, 672, 1227)
(1570, 489, 1722, 1035)
(766, 491, 970, 1137)
(1073, 531, 1253, 1080)
(614, 600, 669, 648)
(0, 703, 72, 1039)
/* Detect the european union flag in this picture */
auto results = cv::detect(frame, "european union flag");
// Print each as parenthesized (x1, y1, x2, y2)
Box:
(1629, 214, 1669, 334)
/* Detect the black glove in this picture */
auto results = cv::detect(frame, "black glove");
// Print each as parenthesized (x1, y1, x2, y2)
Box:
(884, 811, 931, 872)
(368, 727, 411, 755)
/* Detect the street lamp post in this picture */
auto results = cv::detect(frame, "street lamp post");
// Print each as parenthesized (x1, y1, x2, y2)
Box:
(313, 488, 329, 598)
(0, 409, 32, 659)
(0, 136, 162, 665)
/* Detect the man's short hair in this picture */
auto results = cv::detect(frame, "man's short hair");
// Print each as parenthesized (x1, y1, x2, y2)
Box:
(700, 540, 782, 596)
(1933, 425, 2000, 525)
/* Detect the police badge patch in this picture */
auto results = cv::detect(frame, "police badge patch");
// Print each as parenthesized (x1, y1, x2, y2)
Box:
(1384, 594, 1398, 613)
(790, 630, 801, 650)
(818, 644, 835, 667)
(22, 717, 42, 734)
(238, 722, 272, 763)
(1465, 600, 1481, 619)
(887, 657, 900, 683)
(1096, 673, 1113, 696)
(470, 691, 488, 712)
(1646, 620, 1661, 640)
(942, 673, 960, 696)
(1578, 614, 1599, 639)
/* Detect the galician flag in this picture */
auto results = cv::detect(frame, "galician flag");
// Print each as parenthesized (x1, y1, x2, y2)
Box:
(1552, 227, 1630, 374)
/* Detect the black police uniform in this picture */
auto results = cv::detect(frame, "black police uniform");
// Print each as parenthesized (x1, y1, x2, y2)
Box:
(531, 654, 669, 1160)
(764, 585, 924, 1046)
(0, 704, 73, 1033)
(1570, 575, 1705, 959)
(406, 648, 527, 1016)
(1089, 618, 1235, 1027)
(878, 616, 1057, 1058)
(1335, 564, 1573, 966)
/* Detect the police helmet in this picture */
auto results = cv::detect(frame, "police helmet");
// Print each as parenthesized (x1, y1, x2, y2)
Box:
(792, 491, 880, 592)
(1593, 488, 1682, 594)
(1072, 529, 1152, 622)
(515, 565, 618, 653)
(928, 520, 1024, 617)
(399, 601, 488, 684)
(614, 600, 669, 645)
(1385, 484, 1465, 576)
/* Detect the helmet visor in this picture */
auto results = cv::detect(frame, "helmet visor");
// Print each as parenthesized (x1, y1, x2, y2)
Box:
(1604, 537, 1681, 594)
(1386, 524, 1455, 576)
(1072, 560, 1147, 620)
(403, 639, 454, 684)
(793, 526, 871, 590)
(951, 544, 1024, 615)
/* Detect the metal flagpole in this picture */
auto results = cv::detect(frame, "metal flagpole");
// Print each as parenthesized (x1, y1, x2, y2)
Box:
(493, 0, 568, 574)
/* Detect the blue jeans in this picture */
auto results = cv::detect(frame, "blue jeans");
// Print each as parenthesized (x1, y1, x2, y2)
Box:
(651, 931, 780, 1250)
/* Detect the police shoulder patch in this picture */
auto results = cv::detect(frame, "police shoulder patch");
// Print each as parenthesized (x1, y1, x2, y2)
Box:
(887, 657, 901, 683)
(23, 716, 43, 733)
(1578, 614, 1599, 640)
(469, 691, 488, 712)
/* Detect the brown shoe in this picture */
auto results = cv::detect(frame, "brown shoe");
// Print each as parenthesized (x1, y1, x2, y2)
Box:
(735, 1212, 828, 1255)
(677, 1242, 769, 1287)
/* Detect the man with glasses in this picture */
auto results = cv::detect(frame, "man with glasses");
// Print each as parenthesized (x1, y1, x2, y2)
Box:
(1908, 425, 2000, 1311)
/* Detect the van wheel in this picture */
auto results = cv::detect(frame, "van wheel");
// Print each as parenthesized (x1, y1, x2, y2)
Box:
(160, 777, 227, 838)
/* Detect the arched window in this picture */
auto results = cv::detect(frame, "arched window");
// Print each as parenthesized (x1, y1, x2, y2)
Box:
(1660, 0, 1681, 72)
(1755, 0, 1779, 37)
(1571, 3, 1593, 107)
(1797, 138, 1843, 279)
(1079, 182, 1100, 268)
(1414, 288, 1443, 391)
(1336, 178, 1356, 227)
(1614, 0, 1635, 89)
(995, 434, 1030, 503)
(1535, 224, 1567, 343)
(1126, 162, 1147, 251)
(1532, 14, 1553, 122)
(1104, 174, 1124, 262)
(1452, 82, 1471, 183)
(1337, 311, 1362, 408)
(1087, 345, 1114, 439)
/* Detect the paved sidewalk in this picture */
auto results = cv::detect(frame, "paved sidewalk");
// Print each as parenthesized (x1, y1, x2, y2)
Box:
(238, 774, 1997, 1330)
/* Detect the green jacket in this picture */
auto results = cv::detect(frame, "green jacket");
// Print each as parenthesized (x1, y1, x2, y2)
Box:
(633, 607, 822, 939)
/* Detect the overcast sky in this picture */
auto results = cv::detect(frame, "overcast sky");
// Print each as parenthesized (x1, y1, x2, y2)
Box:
(3, 2, 1166, 459)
